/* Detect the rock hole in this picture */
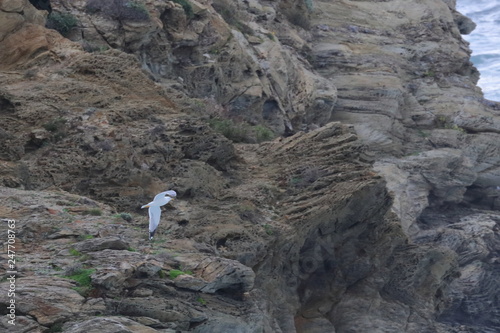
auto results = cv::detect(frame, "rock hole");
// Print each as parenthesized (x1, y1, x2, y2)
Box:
(216, 237, 227, 248)
(28, 0, 52, 13)
(262, 100, 279, 120)
(0, 96, 15, 114)
(24, 140, 42, 153)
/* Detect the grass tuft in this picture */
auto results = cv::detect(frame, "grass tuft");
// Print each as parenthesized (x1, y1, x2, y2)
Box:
(84, 208, 102, 216)
(61, 267, 95, 296)
(169, 269, 193, 279)
(69, 248, 82, 257)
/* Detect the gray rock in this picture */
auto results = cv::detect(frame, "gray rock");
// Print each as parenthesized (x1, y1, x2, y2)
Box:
(73, 237, 130, 252)
(454, 11, 477, 35)
(64, 316, 158, 333)
(0, 277, 84, 326)
(176, 255, 255, 294)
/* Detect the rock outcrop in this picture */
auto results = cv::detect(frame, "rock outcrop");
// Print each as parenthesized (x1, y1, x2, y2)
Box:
(0, 0, 500, 332)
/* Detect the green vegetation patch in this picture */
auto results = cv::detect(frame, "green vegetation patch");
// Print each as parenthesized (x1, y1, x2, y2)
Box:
(65, 269, 94, 285)
(208, 118, 275, 143)
(69, 248, 82, 257)
(43, 117, 66, 133)
(263, 224, 274, 236)
(46, 12, 78, 37)
(64, 268, 95, 296)
(78, 234, 94, 240)
(83, 208, 102, 216)
(173, 0, 193, 19)
(116, 212, 133, 221)
(86, 0, 150, 21)
(254, 125, 275, 142)
(209, 118, 250, 143)
(169, 269, 193, 279)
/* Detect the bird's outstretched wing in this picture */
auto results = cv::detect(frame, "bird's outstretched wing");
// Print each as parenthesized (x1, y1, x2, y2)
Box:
(153, 190, 176, 202)
(148, 205, 162, 233)
(165, 190, 177, 198)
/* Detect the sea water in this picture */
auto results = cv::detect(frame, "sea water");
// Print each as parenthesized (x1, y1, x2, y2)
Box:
(457, 0, 500, 101)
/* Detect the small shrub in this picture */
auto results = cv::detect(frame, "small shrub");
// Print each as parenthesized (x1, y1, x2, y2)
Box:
(173, 0, 193, 19)
(43, 117, 66, 133)
(435, 115, 447, 128)
(69, 248, 82, 257)
(78, 234, 94, 240)
(197, 297, 207, 305)
(84, 208, 102, 216)
(446, 124, 466, 133)
(265, 32, 276, 41)
(423, 70, 435, 77)
(254, 125, 274, 143)
(208, 118, 250, 143)
(65, 269, 94, 285)
(119, 212, 133, 222)
(169, 269, 193, 279)
(263, 224, 273, 235)
(64, 268, 95, 296)
(435, 115, 466, 133)
(86, 0, 150, 21)
(42, 117, 68, 142)
(46, 12, 78, 37)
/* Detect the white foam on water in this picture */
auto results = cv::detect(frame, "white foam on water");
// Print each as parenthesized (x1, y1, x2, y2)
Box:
(457, 0, 500, 101)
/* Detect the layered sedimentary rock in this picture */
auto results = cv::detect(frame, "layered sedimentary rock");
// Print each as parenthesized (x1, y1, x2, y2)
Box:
(1, 0, 499, 332)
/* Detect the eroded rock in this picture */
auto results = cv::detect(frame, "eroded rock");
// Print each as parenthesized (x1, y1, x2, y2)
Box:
(0, 277, 84, 326)
(73, 237, 130, 252)
(64, 316, 159, 333)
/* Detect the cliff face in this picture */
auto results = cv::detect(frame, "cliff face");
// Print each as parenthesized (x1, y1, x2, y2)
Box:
(0, 0, 499, 332)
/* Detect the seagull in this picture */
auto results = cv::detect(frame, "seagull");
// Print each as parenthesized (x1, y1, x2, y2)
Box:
(141, 190, 177, 240)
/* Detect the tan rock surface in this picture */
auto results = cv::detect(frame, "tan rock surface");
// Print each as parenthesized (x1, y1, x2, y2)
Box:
(0, 0, 499, 332)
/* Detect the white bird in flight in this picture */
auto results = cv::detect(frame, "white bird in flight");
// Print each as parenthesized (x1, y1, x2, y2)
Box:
(141, 190, 177, 240)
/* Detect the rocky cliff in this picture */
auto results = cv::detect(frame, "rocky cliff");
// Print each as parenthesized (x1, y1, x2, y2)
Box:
(0, 0, 499, 332)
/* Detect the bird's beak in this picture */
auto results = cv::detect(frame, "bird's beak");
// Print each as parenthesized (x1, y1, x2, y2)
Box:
(141, 205, 150, 209)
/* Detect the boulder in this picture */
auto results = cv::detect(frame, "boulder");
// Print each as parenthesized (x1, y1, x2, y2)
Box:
(73, 237, 130, 252)
(0, 277, 84, 326)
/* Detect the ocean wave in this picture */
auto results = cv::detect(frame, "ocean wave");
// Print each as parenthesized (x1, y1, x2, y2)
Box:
(458, 0, 500, 101)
